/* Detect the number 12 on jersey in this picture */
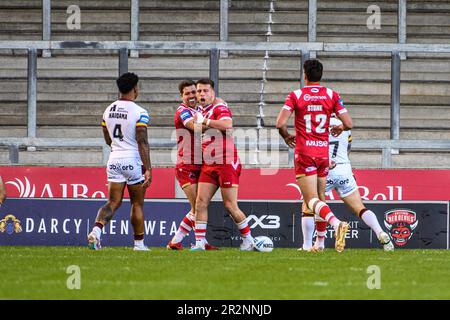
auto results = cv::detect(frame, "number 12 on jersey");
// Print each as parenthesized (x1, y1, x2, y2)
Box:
(304, 114, 327, 133)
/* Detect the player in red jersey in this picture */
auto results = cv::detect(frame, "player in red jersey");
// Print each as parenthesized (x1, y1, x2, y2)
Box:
(276, 59, 353, 252)
(191, 78, 255, 251)
(167, 80, 219, 250)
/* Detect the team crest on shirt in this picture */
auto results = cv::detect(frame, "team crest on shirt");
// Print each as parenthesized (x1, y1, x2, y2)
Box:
(383, 209, 418, 247)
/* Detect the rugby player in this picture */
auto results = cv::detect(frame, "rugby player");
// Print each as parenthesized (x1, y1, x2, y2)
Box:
(167, 79, 219, 250)
(276, 59, 353, 252)
(304, 116, 394, 252)
(88, 72, 152, 251)
(191, 78, 255, 251)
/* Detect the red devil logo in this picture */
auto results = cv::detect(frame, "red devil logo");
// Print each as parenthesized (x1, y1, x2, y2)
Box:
(384, 209, 418, 247)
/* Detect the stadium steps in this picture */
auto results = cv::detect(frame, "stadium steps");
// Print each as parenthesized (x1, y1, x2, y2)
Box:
(1, 125, 449, 141)
(1, 145, 450, 169)
(1, 0, 449, 43)
(1, 0, 450, 168)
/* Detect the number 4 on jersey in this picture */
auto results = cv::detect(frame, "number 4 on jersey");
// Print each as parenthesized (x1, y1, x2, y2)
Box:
(113, 124, 124, 141)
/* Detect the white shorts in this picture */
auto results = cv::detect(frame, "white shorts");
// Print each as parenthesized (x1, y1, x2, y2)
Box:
(106, 157, 144, 185)
(325, 163, 358, 198)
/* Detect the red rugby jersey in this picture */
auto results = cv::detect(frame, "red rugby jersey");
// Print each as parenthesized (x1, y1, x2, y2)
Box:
(283, 85, 348, 158)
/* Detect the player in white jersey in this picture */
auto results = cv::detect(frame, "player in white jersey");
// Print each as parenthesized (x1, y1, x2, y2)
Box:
(300, 116, 394, 252)
(88, 72, 152, 251)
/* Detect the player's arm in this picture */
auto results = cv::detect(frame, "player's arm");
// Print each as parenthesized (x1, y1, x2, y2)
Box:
(0, 176, 6, 206)
(197, 105, 233, 132)
(331, 112, 353, 137)
(201, 118, 232, 131)
(136, 126, 152, 188)
(101, 120, 112, 146)
(330, 93, 353, 137)
(136, 112, 152, 188)
(276, 96, 295, 148)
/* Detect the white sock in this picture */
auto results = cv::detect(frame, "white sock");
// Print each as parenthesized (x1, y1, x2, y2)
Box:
(134, 240, 144, 247)
(93, 226, 102, 239)
(302, 216, 315, 249)
(361, 210, 383, 236)
(195, 222, 207, 247)
(173, 212, 195, 243)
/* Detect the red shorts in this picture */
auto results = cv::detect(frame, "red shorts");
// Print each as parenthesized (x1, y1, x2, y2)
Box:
(294, 153, 329, 178)
(175, 164, 202, 189)
(198, 163, 241, 188)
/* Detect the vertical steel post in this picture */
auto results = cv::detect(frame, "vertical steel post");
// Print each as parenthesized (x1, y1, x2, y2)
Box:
(391, 51, 401, 140)
(220, 0, 229, 42)
(27, 49, 37, 139)
(308, 0, 317, 58)
(398, 0, 407, 59)
(210, 48, 220, 96)
(42, 0, 52, 57)
(130, 0, 140, 58)
(119, 48, 129, 77)
(300, 50, 310, 88)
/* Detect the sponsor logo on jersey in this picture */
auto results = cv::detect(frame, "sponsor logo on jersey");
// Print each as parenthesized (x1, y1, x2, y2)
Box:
(311, 88, 320, 93)
(303, 94, 328, 102)
(109, 164, 135, 171)
(180, 110, 192, 121)
(306, 140, 328, 147)
(384, 209, 418, 247)
(139, 114, 150, 124)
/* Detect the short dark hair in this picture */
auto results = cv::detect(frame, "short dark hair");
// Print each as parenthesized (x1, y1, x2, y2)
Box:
(196, 78, 215, 89)
(178, 79, 196, 94)
(303, 59, 323, 82)
(116, 72, 139, 94)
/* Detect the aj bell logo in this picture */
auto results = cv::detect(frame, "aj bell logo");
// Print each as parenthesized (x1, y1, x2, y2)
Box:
(5, 177, 105, 198)
(6, 177, 36, 197)
(248, 215, 280, 229)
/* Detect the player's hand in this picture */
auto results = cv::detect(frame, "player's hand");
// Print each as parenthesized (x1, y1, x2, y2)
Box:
(284, 134, 296, 148)
(330, 124, 344, 137)
(329, 160, 337, 170)
(142, 169, 152, 189)
(194, 112, 204, 124)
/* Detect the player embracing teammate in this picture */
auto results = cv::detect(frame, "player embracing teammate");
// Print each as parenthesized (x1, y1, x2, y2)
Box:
(170, 79, 255, 251)
(276, 59, 353, 252)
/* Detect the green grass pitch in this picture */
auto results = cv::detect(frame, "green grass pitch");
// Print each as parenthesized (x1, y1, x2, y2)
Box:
(1, 246, 449, 300)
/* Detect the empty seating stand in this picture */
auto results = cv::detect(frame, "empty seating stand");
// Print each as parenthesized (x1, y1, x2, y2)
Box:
(0, 0, 449, 167)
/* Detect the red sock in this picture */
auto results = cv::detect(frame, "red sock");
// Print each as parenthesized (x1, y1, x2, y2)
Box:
(237, 219, 251, 238)
(179, 213, 195, 235)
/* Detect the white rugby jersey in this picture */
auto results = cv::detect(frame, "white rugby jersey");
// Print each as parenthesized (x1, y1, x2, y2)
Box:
(102, 99, 150, 159)
(328, 117, 352, 164)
